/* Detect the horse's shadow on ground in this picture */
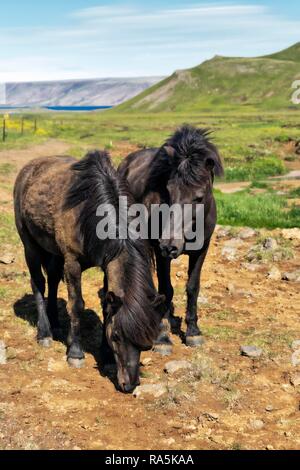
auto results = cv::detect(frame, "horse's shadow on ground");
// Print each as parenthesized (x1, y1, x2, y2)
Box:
(14, 294, 119, 389)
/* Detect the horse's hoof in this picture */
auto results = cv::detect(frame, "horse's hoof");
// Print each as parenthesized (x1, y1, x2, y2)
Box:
(38, 337, 53, 348)
(186, 335, 204, 347)
(67, 357, 85, 369)
(153, 343, 173, 356)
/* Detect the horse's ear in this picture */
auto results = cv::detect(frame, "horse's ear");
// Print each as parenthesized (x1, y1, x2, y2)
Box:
(163, 146, 176, 159)
(106, 291, 123, 314)
(205, 157, 215, 172)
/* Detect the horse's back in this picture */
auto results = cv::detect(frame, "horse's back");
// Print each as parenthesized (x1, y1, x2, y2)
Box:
(14, 155, 77, 255)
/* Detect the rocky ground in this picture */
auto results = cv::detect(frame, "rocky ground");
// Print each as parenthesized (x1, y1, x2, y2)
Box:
(1, 226, 300, 450)
(0, 142, 300, 450)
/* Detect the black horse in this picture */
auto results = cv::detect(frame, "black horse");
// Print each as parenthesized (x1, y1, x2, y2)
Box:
(14, 150, 164, 392)
(119, 125, 223, 354)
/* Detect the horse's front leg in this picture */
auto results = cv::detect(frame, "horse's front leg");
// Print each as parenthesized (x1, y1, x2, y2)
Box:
(153, 248, 174, 356)
(64, 256, 85, 368)
(99, 274, 114, 364)
(185, 246, 209, 347)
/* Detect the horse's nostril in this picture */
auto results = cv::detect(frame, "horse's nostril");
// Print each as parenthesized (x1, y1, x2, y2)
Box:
(168, 246, 178, 258)
(160, 244, 180, 259)
(123, 383, 136, 393)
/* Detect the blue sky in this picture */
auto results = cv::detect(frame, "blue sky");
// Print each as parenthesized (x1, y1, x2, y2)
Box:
(0, 0, 299, 82)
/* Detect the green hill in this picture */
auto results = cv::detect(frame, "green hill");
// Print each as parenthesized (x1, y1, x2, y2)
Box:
(117, 43, 300, 112)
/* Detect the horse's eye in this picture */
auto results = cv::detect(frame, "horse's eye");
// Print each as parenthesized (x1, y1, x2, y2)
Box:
(111, 332, 121, 343)
(193, 197, 203, 204)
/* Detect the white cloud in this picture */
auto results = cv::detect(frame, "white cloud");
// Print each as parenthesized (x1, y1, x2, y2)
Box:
(0, 3, 299, 82)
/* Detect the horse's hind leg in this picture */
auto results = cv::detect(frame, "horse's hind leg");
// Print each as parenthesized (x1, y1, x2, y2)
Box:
(46, 255, 64, 339)
(24, 244, 53, 347)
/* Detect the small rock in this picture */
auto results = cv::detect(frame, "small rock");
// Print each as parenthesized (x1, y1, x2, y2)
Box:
(267, 266, 281, 281)
(6, 347, 17, 360)
(141, 357, 152, 367)
(226, 283, 236, 295)
(290, 373, 300, 387)
(203, 412, 219, 422)
(238, 227, 256, 239)
(249, 419, 264, 430)
(265, 405, 274, 412)
(291, 350, 300, 367)
(163, 438, 175, 446)
(263, 238, 278, 251)
(210, 435, 225, 445)
(221, 246, 237, 261)
(0, 340, 7, 365)
(133, 384, 167, 399)
(47, 358, 66, 372)
(282, 271, 300, 282)
(242, 263, 260, 272)
(197, 294, 209, 305)
(281, 228, 300, 241)
(164, 360, 192, 375)
(241, 345, 263, 358)
(0, 253, 15, 265)
(216, 226, 232, 238)
(266, 445, 274, 450)
(203, 280, 213, 289)
(291, 340, 300, 351)
(224, 238, 245, 248)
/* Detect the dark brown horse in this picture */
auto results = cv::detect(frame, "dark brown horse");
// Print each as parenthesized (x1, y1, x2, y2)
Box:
(119, 125, 223, 354)
(14, 150, 164, 392)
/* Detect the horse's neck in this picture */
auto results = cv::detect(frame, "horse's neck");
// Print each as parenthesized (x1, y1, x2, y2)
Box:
(105, 250, 128, 298)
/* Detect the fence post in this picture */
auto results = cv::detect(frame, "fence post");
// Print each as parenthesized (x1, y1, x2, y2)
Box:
(2, 119, 6, 142)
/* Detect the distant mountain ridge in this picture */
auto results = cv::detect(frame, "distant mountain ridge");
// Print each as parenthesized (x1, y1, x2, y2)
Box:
(116, 43, 300, 112)
(3, 77, 164, 107)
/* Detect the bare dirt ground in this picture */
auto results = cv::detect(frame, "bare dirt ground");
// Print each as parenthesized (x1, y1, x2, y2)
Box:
(0, 142, 300, 450)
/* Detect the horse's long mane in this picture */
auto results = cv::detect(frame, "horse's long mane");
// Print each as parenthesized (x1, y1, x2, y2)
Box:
(114, 238, 162, 348)
(64, 150, 161, 348)
(64, 150, 130, 265)
(147, 125, 224, 189)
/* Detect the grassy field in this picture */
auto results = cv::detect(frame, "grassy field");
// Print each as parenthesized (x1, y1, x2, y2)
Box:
(0, 109, 299, 228)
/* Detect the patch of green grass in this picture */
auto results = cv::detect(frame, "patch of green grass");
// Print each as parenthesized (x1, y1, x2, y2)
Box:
(67, 146, 88, 159)
(215, 189, 300, 229)
(250, 180, 270, 189)
(230, 442, 243, 451)
(0, 287, 8, 300)
(202, 325, 237, 341)
(0, 212, 19, 245)
(242, 329, 296, 352)
(289, 187, 300, 198)
(0, 163, 16, 175)
(213, 310, 234, 321)
(224, 155, 285, 182)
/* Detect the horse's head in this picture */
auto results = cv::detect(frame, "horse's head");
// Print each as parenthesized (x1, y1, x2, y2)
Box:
(103, 247, 165, 393)
(156, 126, 223, 258)
(104, 291, 165, 393)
